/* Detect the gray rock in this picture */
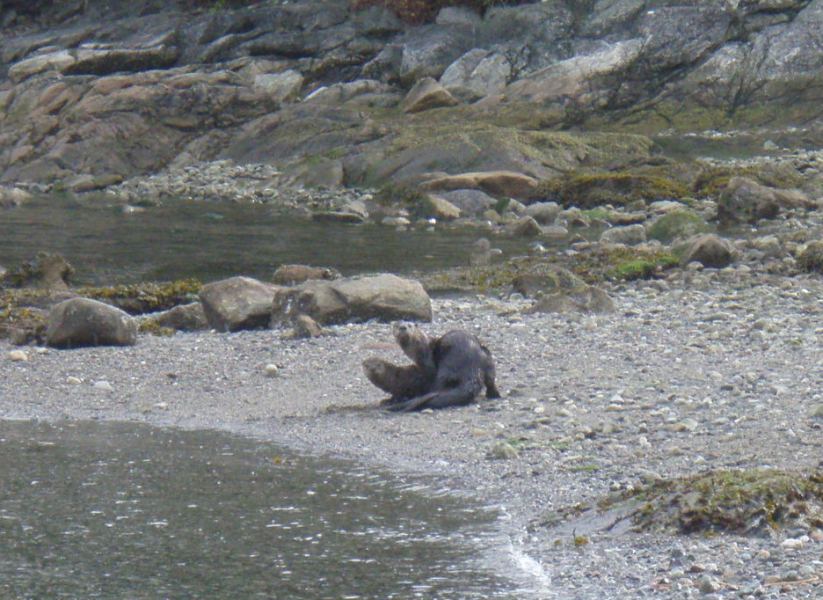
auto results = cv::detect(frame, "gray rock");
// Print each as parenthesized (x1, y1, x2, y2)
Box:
(440, 49, 510, 101)
(524, 201, 561, 225)
(420, 193, 461, 220)
(254, 70, 304, 103)
(437, 189, 497, 216)
(399, 26, 475, 83)
(272, 274, 432, 326)
(600, 224, 647, 245)
(46, 298, 138, 348)
(311, 211, 366, 224)
(680, 234, 735, 269)
(401, 77, 459, 113)
(199, 276, 280, 332)
(509, 215, 543, 237)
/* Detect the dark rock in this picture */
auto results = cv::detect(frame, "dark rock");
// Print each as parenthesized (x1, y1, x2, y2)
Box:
(46, 297, 138, 348)
(199, 276, 280, 332)
(272, 274, 431, 326)
(311, 211, 365, 224)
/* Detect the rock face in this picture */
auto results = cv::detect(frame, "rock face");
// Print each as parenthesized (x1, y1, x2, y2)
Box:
(3, 0, 823, 189)
(199, 276, 280, 332)
(46, 298, 138, 348)
(272, 274, 432, 325)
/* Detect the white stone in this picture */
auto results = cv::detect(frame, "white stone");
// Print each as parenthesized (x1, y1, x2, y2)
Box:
(8, 350, 28, 362)
(264, 363, 279, 378)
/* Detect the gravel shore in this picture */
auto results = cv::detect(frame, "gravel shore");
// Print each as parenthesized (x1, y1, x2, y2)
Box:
(2, 271, 822, 599)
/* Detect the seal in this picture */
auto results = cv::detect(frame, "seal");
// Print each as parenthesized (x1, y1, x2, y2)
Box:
(362, 323, 500, 412)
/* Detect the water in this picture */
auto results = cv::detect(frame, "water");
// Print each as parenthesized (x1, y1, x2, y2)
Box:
(0, 420, 534, 599)
(0, 195, 533, 286)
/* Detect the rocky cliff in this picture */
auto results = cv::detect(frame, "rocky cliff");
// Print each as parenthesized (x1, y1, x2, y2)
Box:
(2, 0, 823, 190)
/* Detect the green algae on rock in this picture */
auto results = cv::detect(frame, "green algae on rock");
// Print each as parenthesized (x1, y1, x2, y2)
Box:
(625, 469, 823, 536)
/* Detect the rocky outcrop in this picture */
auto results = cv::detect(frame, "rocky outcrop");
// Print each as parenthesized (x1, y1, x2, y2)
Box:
(46, 297, 138, 348)
(272, 273, 431, 325)
(199, 276, 280, 332)
(3, 0, 823, 191)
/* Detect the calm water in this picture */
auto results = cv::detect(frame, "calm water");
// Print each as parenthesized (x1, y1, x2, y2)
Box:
(0, 420, 537, 599)
(0, 195, 534, 285)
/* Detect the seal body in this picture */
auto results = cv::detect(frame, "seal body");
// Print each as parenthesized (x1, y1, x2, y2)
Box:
(363, 323, 500, 411)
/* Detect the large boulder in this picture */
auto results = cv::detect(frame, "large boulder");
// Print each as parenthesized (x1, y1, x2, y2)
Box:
(46, 298, 138, 348)
(272, 274, 431, 325)
(199, 276, 280, 332)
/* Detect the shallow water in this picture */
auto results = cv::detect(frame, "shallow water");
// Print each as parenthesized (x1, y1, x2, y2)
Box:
(0, 420, 535, 599)
(0, 195, 534, 285)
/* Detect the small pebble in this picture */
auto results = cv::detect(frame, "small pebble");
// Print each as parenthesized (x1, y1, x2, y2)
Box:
(264, 363, 279, 378)
(93, 380, 114, 392)
(66, 376, 82, 385)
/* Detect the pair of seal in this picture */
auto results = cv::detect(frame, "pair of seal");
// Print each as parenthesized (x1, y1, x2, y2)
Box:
(363, 323, 500, 412)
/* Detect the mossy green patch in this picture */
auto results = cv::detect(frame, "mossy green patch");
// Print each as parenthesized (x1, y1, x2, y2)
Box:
(540, 171, 690, 208)
(693, 164, 805, 199)
(138, 320, 176, 337)
(571, 246, 679, 282)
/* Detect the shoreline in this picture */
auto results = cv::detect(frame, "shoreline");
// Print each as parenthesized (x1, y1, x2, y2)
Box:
(3, 278, 823, 598)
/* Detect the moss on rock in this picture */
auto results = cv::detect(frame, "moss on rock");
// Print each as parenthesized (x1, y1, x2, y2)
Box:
(647, 210, 710, 243)
(540, 171, 690, 208)
(625, 469, 823, 535)
(78, 278, 202, 315)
